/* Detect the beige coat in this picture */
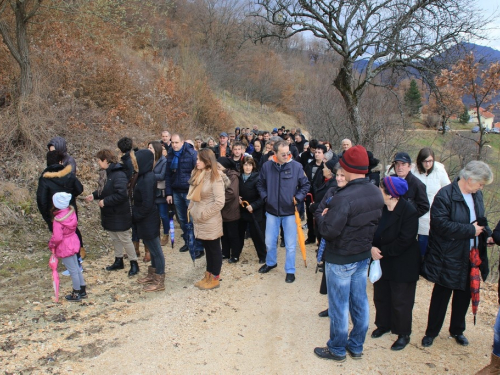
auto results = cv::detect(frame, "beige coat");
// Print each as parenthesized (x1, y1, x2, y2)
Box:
(188, 172, 226, 240)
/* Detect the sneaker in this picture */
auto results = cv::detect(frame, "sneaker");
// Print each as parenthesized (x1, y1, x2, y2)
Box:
(313, 347, 346, 362)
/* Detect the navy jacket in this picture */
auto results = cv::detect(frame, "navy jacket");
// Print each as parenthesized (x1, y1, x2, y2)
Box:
(153, 156, 167, 204)
(316, 178, 384, 265)
(257, 157, 310, 216)
(92, 163, 131, 232)
(165, 143, 197, 195)
(421, 178, 490, 291)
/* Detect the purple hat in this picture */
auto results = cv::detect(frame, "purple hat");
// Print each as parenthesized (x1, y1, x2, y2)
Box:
(383, 176, 408, 198)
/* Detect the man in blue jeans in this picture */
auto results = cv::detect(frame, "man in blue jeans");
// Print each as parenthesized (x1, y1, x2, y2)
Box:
(257, 140, 309, 283)
(166, 134, 204, 257)
(314, 145, 384, 362)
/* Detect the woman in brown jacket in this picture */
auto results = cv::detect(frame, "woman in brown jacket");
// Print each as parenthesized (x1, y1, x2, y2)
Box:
(188, 149, 227, 290)
(217, 158, 241, 263)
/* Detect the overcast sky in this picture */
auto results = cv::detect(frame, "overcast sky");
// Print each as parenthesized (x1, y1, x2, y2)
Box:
(475, 0, 500, 51)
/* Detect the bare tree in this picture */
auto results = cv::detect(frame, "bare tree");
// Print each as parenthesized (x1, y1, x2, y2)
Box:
(249, 0, 489, 145)
(0, 0, 42, 98)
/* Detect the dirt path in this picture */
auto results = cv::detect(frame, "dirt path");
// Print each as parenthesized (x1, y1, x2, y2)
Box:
(1, 234, 499, 374)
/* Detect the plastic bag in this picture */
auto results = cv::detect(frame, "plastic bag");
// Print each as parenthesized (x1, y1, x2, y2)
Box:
(369, 259, 382, 283)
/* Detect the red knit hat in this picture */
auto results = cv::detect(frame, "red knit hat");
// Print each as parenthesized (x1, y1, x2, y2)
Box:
(339, 145, 368, 174)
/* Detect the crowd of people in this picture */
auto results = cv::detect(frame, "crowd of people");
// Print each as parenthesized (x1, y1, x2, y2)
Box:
(36, 126, 500, 373)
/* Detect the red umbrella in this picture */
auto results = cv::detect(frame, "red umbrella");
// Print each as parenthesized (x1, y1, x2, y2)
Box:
(49, 252, 60, 302)
(469, 246, 482, 325)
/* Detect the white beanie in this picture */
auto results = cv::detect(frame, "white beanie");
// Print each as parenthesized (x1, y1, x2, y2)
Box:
(52, 192, 72, 209)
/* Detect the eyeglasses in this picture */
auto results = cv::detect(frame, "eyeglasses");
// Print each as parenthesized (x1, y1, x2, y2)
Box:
(423, 159, 434, 164)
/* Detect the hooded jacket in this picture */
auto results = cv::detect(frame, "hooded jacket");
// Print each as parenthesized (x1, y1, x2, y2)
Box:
(257, 155, 310, 216)
(165, 142, 197, 195)
(92, 163, 131, 232)
(421, 177, 490, 291)
(132, 150, 160, 240)
(47, 137, 77, 176)
(120, 149, 138, 181)
(37, 164, 84, 231)
(48, 206, 80, 258)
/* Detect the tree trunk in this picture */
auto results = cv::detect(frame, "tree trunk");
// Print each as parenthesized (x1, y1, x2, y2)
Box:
(15, 1, 33, 98)
(475, 104, 485, 160)
(333, 64, 363, 145)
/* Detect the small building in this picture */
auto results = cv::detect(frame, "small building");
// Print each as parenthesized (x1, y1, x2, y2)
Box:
(469, 107, 495, 128)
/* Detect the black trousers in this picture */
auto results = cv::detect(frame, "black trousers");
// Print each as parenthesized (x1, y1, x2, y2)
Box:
(305, 200, 315, 242)
(202, 239, 222, 276)
(237, 217, 266, 261)
(373, 279, 417, 336)
(425, 277, 471, 337)
(221, 220, 240, 258)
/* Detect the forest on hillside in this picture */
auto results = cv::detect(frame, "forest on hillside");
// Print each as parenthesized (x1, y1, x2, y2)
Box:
(1, 0, 499, 181)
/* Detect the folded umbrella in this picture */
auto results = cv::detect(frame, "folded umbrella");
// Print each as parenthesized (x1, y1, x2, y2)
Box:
(293, 198, 307, 267)
(168, 205, 175, 249)
(49, 252, 59, 302)
(470, 242, 482, 325)
(186, 210, 196, 264)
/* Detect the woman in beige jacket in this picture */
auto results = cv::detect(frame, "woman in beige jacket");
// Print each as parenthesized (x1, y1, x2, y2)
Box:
(188, 148, 227, 290)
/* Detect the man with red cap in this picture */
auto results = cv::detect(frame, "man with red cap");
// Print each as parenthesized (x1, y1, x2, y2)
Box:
(314, 145, 384, 362)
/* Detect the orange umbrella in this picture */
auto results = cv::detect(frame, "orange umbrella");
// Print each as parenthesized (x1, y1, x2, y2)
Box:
(293, 198, 307, 267)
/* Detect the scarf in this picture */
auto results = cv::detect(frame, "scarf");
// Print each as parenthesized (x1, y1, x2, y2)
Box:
(242, 173, 251, 182)
(171, 145, 184, 170)
(187, 170, 206, 202)
(97, 169, 107, 196)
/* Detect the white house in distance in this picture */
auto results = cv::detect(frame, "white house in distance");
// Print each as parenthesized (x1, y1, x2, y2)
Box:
(468, 107, 495, 128)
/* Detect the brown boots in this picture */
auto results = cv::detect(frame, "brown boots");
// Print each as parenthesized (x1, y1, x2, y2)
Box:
(476, 353, 500, 375)
(143, 244, 151, 262)
(194, 272, 210, 288)
(160, 234, 169, 246)
(133, 241, 140, 257)
(143, 274, 165, 292)
(196, 273, 220, 290)
(137, 266, 155, 284)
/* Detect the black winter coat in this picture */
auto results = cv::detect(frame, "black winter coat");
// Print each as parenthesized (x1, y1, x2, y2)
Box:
(239, 172, 264, 222)
(310, 178, 338, 214)
(120, 149, 138, 181)
(316, 178, 384, 265)
(401, 171, 430, 218)
(132, 150, 160, 240)
(36, 164, 83, 231)
(92, 163, 131, 232)
(491, 221, 500, 303)
(374, 199, 420, 283)
(421, 178, 490, 291)
(304, 160, 325, 197)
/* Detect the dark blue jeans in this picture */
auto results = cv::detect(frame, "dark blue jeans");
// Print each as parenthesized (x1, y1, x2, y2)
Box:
(157, 202, 169, 234)
(143, 237, 165, 275)
(494, 307, 500, 356)
(418, 235, 429, 257)
(173, 190, 203, 252)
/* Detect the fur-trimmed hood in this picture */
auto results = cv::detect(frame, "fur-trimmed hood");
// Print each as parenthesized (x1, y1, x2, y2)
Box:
(42, 164, 72, 179)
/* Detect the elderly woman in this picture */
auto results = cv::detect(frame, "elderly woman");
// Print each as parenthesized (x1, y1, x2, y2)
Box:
(370, 176, 420, 351)
(421, 160, 493, 348)
(85, 149, 139, 276)
(411, 147, 451, 257)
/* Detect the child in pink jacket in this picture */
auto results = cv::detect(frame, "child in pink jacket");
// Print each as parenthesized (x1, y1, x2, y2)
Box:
(49, 192, 87, 302)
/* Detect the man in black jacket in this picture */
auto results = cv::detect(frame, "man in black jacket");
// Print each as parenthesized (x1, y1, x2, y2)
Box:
(391, 152, 429, 217)
(314, 145, 384, 362)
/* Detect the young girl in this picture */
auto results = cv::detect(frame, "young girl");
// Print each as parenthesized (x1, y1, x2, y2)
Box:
(49, 192, 87, 302)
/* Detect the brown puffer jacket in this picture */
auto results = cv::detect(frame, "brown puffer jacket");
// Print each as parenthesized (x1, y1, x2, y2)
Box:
(189, 171, 227, 240)
(220, 168, 240, 222)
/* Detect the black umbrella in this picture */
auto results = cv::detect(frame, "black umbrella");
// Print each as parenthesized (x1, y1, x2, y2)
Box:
(240, 200, 265, 240)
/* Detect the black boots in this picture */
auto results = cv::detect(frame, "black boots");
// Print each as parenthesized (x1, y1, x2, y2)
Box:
(106, 257, 124, 271)
(128, 260, 139, 276)
(65, 289, 81, 302)
(79, 285, 88, 299)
